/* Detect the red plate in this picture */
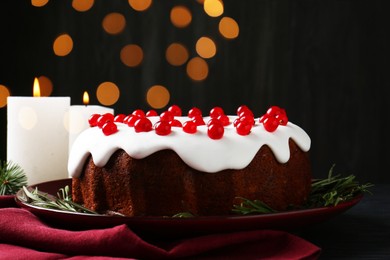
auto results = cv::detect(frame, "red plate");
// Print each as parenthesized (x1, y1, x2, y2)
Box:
(15, 179, 363, 239)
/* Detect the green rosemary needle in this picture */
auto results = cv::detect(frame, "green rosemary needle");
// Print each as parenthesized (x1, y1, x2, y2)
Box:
(19, 185, 97, 214)
(305, 164, 374, 208)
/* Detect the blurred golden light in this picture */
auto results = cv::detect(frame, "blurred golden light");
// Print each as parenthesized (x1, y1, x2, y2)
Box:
(102, 12, 126, 35)
(128, 0, 152, 12)
(219, 17, 239, 39)
(196, 0, 205, 4)
(31, 0, 49, 7)
(146, 85, 170, 109)
(120, 44, 143, 67)
(53, 34, 73, 57)
(166, 43, 189, 66)
(37, 76, 53, 96)
(0, 84, 10, 108)
(196, 37, 216, 59)
(72, 0, 94, 12)
(186, 57, 209, 81)
(96, 82, 120, 106)
(204, 0, 224, 17)
(33, 77, 41, 97)
(83, 91, 89, 105)
(170, 6, 192, 28)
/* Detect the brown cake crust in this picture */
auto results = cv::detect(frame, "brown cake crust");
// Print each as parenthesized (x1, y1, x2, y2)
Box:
(72, 139, 311, 216)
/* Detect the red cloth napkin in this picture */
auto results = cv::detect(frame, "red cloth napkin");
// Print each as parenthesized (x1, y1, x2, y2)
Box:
(0, 195, 17, 208)
(0, 207, 320, 260)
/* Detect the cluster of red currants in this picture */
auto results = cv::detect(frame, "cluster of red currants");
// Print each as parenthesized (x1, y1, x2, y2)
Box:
(88, 104, 288, 138)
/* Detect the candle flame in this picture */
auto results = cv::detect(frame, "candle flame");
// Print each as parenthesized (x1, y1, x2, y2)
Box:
(33, 77, 41, 97)
(83, 91, 89, 105)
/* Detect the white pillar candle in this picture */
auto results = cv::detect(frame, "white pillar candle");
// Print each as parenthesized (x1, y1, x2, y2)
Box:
(7, 78, 70, 185)
(68, 91, 114, 155)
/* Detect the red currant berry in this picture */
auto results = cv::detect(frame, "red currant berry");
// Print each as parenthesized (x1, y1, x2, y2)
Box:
(207, 122, 224, 140)
(123, 115, 132, 124)
(188, 107, 202, 118)
(237, 105, 250, 116)
(132, 109, 145, 118)
(160, 111, 174, 122)
(207, 118, 222, 127)
(168, 105, 182, 117)
(169, 119, 182, 127)
(266, 106, 285, 117)
(134, 117, 152, 132)
(263, 116, 279, 132)
(102, 121, 118, 136)
(146, 109, 158, 117)
(183, 121, 197, 134)
(209, 106, 224, 118)
(264, 106, 288, 126)
(275, 113, 288, 126)
(238, 109, 254, 118)
(97, 113, 114, 128)
(233, 117, 240, 127)
(239, 115, 255, 125)
(154, 121, 171, 135)
(217, 114, 230, 126)
(236, 121, 252, 136)
(259, 114, 268, 123)
(114, 114, 126, 123)
(192, 116, 206, 126)
(127, 115, 141, 127)
(88, 114, 101, 127)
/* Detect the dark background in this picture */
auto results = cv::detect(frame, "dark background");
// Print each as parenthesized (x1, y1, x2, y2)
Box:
(0, 0, 389, 183)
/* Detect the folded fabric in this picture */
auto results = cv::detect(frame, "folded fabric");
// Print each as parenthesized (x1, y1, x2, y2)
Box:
(0, 195, 17, 208)
(0, 208, 321, 259)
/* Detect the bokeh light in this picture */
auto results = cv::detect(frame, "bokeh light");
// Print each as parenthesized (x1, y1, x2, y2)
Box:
(102, 12, 126, 35)
(196, 37, 216, 59)
(28, 0, 238, 108)
(53, 34, 73, 57)
(166, 43, 189, 66)
(204, 0, 224, 17)
(0, 84, 10, 108)
(31, 0, 49, 7)
(128, 0, 152, 12)
(146, 85, 170, 109)
(186, 57, 209, 81)
(96, 82, 120, 106)
(72, 0, 94, 12)
(170, 5, 192, 28)
(120, 44, 144, 67)
(37, 76, 53, 96)
(219, 17, 239, 39)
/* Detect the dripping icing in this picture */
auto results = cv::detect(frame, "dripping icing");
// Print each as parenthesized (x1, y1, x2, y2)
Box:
(68, 116, 311, 177)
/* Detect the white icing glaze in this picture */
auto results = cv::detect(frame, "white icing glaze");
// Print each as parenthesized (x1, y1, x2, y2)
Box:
(68, 116, 311, 177)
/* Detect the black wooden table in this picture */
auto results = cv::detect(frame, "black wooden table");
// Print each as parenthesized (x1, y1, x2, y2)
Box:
(300, 184, 390, 259)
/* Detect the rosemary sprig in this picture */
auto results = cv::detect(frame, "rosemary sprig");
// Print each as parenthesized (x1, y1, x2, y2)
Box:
(172, 212, 195, 218)
(0, 161, 28, 195)
(19, 185, 97, 214)
(232, 164, 373, 215)
(232, 197, 277, 215)
(305, 164, 373, 208)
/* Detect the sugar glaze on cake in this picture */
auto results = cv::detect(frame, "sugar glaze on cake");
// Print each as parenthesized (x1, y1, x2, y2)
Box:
(68, 116, 310, 177)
